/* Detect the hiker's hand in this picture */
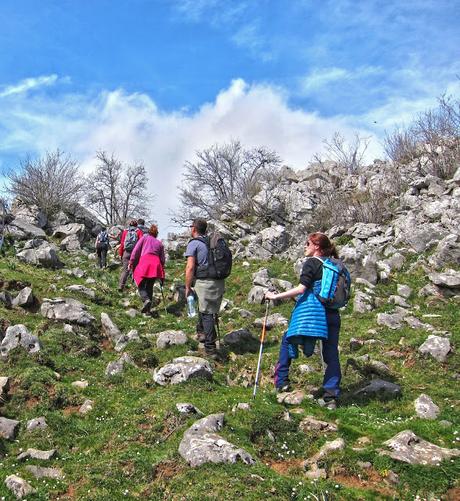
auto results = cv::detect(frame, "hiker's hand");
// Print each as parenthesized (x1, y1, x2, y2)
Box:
(128, 262, 133, 270)
(185, 286, 192, 297)
(264, 291, 277, 301)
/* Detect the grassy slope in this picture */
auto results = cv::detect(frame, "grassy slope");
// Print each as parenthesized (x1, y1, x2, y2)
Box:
(0, 243, 459, 501)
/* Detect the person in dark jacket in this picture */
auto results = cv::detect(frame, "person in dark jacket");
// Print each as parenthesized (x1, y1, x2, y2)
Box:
(95, 227, 110, 268)
(137, 218, 149, 235)
(265, 232, 341, 408)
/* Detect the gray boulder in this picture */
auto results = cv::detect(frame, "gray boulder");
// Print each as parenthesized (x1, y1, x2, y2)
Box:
(418, 335, 451, 362)
(17, 238, 62, 268)
(381, 430, 460, 465)
(12, 286, 35, 308)
(105, 353, 135, 377)
(114, 329, 140, 352)
(428, 269, 460, 289)
(5, 475, 35, 499)
(17, 448, 57, 460)
(414, 394, 440, 420)
(429, 234, 460, 268)
(222, 329, 260, 354)
(0, 376, 10, 400)
(52, 222, 86, 239)
(299, 416, 338, 433)
(101, 312, 123, 343)
(10, 198, 47, 228)
(65, 284, 96, 299)
(8, 218, 46, 239)
(1, 324, 41, 358)
(41, 298, 95, 326)
(153, 356, 213, 386)
(253, 313, 288, 330)
(26, 416, 48, 431)
(60, 233, 82, 251)
(353, 290, 374, 313)
(0, 416, 20, 439)
(156, 330, 188, 349)
(178, 413, 255, 467)
(247, 285, 267, 304)
(25, 465, 64, 480)
(351, 379, 402, 402)
(376, 311, 405, 329)
(176, 403, 203, 416)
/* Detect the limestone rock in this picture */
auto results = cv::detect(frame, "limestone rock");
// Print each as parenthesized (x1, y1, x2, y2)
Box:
(381, 430, 460, 465)
(105, 353, 135, 377)
(222, 329, 260, 354)
(397, 284, 412, 298)
(156, 330, 188, 349)
(178, 413, 255, 467)
(418, 335, 451, 362)
(25, 465, 64, 479)
(0, 290, 12, 308)
(79, 399, 94, 414)
(428, 269, 460, 289)
(65, 284, 96, 298)
(17, 238, 62, 268)
(247, 285, 267, 304)
(376, 311, 405, 329)
(176, 403, 203, 416)
(12, 286, 35, 307)
(0, 376, 10, 399)
(114, 329, 140, 352)
(414, 394, 440, 420)
(101, 312, 122, 343)
(17, 448, 57, 460)
(26, 416, 48, 431)
(299, 416, 338, 433)
(276, 390, 307, 405)
(5, 475, 35, 499)
(305, 438, 345, 465)
(253, 313, 288, 330)
(41, 298, 95, 325)
(1, 324, 41, 358)
(0, 416, 20, 439)
(353, 290, 375, 313)
(351, 379, 402, 402)
(153, 356, 213, 386)
(9, 218, 46, 238)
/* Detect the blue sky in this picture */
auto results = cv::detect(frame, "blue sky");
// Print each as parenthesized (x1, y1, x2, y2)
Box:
(1, 0, 459, 231)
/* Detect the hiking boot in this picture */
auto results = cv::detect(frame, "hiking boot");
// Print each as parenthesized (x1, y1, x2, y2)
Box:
(312, 387, 325, 399)
(319, 396, 337, 410)
(205, 349, 225, 362)
(141, 300, 152, 313)
(195, 332, 206, 343)
(276, 383, 291, 393)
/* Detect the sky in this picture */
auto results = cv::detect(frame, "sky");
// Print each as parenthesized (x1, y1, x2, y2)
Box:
(0, 0, 459, 234)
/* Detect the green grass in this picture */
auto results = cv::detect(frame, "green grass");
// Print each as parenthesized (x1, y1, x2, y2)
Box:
(0, 243, 459, 500)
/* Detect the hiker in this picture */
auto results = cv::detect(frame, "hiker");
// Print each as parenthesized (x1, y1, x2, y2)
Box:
(137, 218, 149, 235)
(184, 218, 226, 359)
(118, 220, 143, 291)
(265, 232, 342, 408)
(95, 227, 110, 268)
(128, 224, 165, 313)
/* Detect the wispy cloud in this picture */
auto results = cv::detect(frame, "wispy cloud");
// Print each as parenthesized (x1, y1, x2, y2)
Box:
(0, 74, 61, 98)
(300, 66, 383, 93)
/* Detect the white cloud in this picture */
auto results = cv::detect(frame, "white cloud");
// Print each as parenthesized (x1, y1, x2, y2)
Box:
(300, 66, 384, 94)
(0, 74, 60, 98)
(0, 78, 380, 233)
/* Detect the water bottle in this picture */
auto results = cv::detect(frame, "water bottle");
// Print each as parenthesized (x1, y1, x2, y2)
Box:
(187, 295, 196, 317)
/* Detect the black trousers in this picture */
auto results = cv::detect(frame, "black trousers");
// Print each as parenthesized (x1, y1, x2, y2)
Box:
(196, 312, 217, 353)
(96, 247, 108, 268)
(138, 278, 155, 303)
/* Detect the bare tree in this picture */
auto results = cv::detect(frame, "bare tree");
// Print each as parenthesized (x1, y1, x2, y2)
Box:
(84, 151, 153, 225)
(384, 95, 460, 179)
(175, 140, 281, 222)
(6, 150, 83, 218)
(319, 132, 371, 173)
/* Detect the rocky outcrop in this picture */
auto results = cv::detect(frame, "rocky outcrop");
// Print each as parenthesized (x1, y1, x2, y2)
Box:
(17, 239, 62, 268)
(1, 324, 41, 359)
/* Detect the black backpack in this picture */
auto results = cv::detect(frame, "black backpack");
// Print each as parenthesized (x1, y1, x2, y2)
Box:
(193, 233, 232, 279)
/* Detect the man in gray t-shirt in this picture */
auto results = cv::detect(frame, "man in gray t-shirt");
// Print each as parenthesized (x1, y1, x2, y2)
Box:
(184, 218, 225, 358)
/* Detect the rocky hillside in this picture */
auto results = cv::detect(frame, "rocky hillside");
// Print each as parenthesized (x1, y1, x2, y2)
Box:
(0, 155, 459, 500)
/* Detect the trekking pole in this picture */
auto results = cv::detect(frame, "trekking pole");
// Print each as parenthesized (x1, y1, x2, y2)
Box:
(252, 299, 270, 399)
(159, 280, 168, 314)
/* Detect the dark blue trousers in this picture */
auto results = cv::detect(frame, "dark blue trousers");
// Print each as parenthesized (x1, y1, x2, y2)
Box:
(274, 310, 341, 396)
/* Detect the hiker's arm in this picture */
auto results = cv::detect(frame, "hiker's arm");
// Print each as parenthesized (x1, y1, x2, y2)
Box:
(185, 256, 195, 297)
(265, 284, 306, 301)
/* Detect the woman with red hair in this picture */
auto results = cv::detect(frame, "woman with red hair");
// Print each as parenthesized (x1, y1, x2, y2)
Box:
(128, 224, 165, 314)
(265, 232, 342, 409)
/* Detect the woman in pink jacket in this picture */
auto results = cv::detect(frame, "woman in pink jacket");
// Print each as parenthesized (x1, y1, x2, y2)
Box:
(128, 224, 165, 313)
